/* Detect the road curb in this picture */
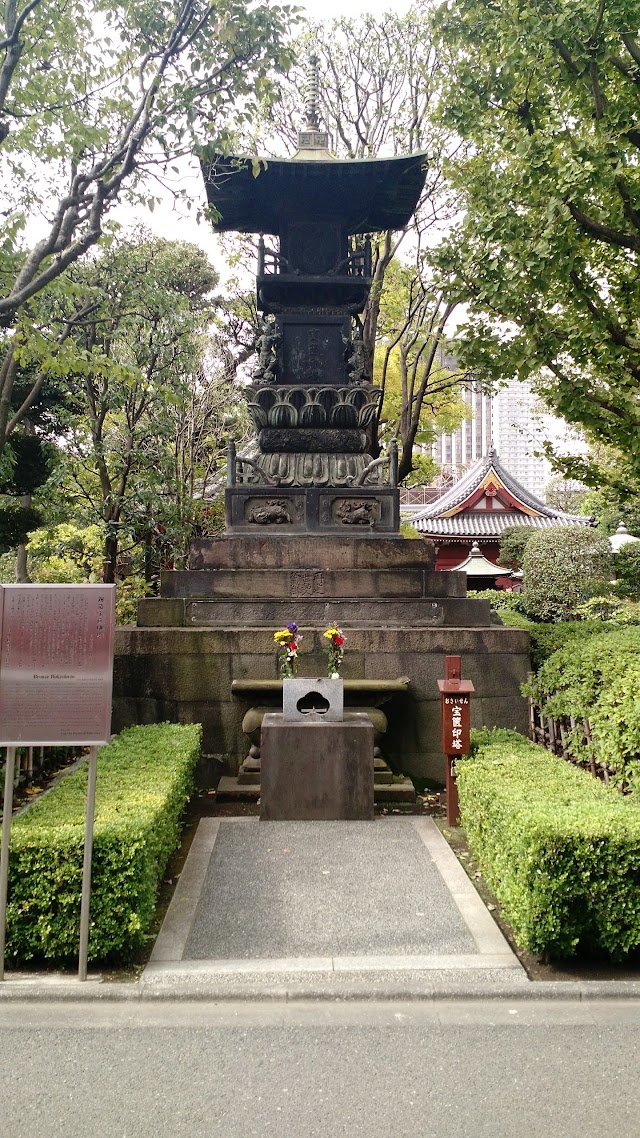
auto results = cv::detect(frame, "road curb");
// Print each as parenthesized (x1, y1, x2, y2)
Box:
(2, 978, 640, 1002)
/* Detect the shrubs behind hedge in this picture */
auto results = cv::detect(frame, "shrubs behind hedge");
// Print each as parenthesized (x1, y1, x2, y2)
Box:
(6, 722, 201, 964)
(524, 626, 640, 790)
(466, 588, 529, 613)
(615, 543, 640, 600)
(522, 526, 613, 622)
(458, 729, 640, 958)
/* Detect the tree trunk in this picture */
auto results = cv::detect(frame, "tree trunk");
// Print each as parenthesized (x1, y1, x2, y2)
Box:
(397, 439, 415, 485)
(103, 533, 118, 584)
(363, 231, 398, 457)
(0, 344, 19, 456)
(15, 494, 32, 582)
(144, 526, 153, 584)
(15, 544, 30, 583)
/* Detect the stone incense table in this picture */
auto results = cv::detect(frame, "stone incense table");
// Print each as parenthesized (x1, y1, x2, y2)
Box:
(227, 676, 414, 805)
(260, 678, 374, 821)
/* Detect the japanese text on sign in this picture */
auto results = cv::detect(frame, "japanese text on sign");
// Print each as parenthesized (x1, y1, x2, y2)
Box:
(0, 585, 116, 746)
(441, 695, 470, 755)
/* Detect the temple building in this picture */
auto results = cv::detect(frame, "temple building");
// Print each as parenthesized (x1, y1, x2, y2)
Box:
(410, 449, 594, 573)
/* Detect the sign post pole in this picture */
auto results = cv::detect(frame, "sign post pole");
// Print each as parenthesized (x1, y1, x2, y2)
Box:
(438, 656, 475, 827)
(0, 747, 16, 982)
(78, 746, 99, 982)
(445, 753, 460, 829)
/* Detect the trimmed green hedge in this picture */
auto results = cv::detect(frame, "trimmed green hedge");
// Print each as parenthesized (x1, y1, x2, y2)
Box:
(458, 729, 640, 958)
(527, 619, 640, 672)
(484, 600, 625, 670)
(493, 613, 621, 670)
(5, 722, 201, 964)
(524, 627, 640, 790)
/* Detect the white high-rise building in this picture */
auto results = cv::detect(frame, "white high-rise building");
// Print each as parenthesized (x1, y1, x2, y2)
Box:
(430, 377, 577, 499)
(431, 380, 492, 473)
(490, 382, 553, 498)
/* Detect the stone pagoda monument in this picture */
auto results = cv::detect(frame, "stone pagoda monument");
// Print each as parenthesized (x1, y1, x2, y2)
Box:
(112, 65, 530, 791)
(196, 60, 426, 540)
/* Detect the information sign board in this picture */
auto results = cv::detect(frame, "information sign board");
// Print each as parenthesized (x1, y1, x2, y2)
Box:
(0, 584, 116, 746)
(441, 694, 471, 756)
(438, 656, 475, 828)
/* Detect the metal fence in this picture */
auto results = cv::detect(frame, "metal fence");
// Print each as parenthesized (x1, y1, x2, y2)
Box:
(527, 699, 613, 786)
(0, 746, 85, 811)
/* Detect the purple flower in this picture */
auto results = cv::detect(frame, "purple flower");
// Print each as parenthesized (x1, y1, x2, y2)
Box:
(287, 622, 298, 633)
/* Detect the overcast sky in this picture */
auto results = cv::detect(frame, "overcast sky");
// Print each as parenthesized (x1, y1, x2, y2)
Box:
(300, 0, 411, 14)
(117, 1, 415, 266)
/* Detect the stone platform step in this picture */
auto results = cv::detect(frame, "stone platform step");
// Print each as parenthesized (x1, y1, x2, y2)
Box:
(138, 595, 492, 629)
(237, 754, 396, 786)
(160, 567, 465, 601)
(215, 775, 417, 805)
(188, 534, 436, 572)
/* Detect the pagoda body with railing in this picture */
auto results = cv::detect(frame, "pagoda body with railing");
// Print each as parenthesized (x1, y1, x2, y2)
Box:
(199, 67, 426, 536)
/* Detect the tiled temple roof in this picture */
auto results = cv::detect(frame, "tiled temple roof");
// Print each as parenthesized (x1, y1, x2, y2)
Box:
(411, 450, 593, 537)
(417, 513, 582, 538)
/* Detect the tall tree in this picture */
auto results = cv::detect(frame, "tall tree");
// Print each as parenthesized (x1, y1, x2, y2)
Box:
(0, 362, 69, 576)
(164, 350, 251, 566)
(374, 256, 467, 482)
(434, 0, 640, 492)
(0, 0, 296, 455)
(50, 233, 219, 582)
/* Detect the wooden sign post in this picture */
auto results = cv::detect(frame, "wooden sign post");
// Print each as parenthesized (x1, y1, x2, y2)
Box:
(0, 585, 116, 981)
(438, 655, 475, 827)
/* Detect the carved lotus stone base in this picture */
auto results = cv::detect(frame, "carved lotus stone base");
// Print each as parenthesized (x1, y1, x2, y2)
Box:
(225, 485, 399, 535)
(241, 451, 386, 488)
(247, 385, 381, 434)
(258, 427, 367, 453)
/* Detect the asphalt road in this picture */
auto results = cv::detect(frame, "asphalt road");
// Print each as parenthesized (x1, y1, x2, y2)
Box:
(1, 998, 639, 1137)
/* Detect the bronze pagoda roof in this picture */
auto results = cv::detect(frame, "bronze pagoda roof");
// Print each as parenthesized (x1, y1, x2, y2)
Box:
(199, 151, 427, 235)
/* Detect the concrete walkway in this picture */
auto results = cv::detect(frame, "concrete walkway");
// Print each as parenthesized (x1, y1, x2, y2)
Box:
(4, 816, 640, 1001)
(142, 816, 527, 994)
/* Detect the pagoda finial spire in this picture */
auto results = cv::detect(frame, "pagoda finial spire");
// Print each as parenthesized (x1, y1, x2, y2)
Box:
(295, 53, 332, 158)
(304, 54, 321, 131)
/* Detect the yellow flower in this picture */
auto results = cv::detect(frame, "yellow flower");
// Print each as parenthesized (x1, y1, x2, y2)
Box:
(274, 629, 291, 644)
(323, 627, 339, 639)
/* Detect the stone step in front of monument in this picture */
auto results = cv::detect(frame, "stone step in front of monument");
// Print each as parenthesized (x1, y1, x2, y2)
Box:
(143, 817, 526, 993)
(188, 534, 436, 571)
(137, 595, 494, 628)
(234, 755, 400, 792)
(236, 753, 396, 786)
(215, 774, 417, 804)
(160, 567, 466, 600)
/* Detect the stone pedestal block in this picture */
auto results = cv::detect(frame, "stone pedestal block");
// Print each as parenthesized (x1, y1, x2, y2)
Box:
(225, 485, 399, 536)
(260, 711, 374, 821)
(187, 534, 435, 571)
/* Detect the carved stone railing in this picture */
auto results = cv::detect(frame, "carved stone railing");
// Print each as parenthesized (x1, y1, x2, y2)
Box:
(354, 441, 399, 488)
(226, 442, 279, 487)
(257, 236, 371, 280)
